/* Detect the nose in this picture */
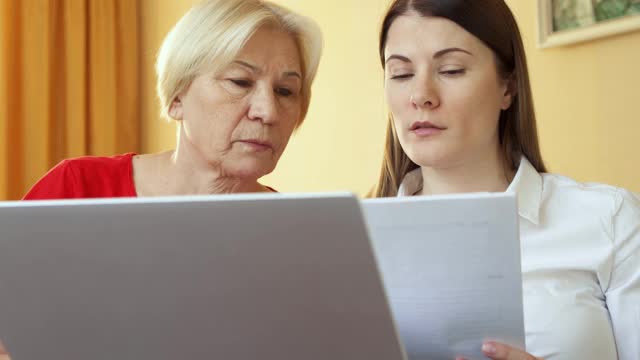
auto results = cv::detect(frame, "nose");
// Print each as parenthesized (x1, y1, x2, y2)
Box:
(410, 75, 440, 110)
(248, 84, 278, 125)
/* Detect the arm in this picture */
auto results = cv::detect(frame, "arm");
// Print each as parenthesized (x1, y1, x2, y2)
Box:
(605, 189, 640, 360)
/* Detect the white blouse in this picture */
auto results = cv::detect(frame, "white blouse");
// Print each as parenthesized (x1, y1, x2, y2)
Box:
(398, 157, 640, 360)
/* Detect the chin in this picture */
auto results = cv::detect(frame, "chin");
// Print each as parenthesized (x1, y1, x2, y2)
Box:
(225, 159, 275, 179)
(405, 145, 458, 169)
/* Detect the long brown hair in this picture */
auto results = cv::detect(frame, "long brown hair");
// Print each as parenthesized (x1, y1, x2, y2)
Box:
(372, 0, 546, 198)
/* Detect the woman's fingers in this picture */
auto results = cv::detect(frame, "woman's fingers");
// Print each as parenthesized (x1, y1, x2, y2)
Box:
(0, 339, 9, 359)
(481, 341, 542, 360)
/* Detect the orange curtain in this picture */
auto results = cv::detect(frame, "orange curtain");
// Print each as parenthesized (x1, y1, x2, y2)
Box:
(0, 0, 140, 200)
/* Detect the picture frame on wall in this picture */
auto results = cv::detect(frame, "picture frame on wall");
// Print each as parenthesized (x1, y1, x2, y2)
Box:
(538, 0, 640, 48)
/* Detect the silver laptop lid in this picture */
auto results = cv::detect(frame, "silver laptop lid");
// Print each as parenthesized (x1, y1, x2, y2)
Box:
(0, 193, 405, 360)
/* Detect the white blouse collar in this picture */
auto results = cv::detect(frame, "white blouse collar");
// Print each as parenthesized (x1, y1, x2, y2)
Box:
(397, 157, 543, 225)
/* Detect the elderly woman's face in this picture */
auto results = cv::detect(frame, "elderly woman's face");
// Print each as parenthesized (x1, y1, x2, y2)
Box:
(171, 26, 303, 179)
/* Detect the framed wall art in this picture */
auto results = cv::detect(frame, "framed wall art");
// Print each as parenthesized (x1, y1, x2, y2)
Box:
(538, 0, 640, 48)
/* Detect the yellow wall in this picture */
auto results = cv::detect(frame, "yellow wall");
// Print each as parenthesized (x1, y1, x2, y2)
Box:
(141, 0, 640, 195)
(140, 0, 197, 155)
(508, 1, 640, 193)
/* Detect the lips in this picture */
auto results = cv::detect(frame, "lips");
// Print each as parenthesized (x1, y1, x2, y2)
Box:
(410, 121, 447, 137)
(410, 121, 447, 131)
(237, 139, 274, 151)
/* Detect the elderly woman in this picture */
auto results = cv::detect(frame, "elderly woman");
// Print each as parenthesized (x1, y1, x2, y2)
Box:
(23, 0, 322, 199)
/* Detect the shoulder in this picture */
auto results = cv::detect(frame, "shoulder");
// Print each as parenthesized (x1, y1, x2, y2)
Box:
(53, 153, 136, 186)
(540, 173, 639, 245)
(63, 153, 136, 173)
(23, 153, 137, 200)
(540, 173, 636, 215)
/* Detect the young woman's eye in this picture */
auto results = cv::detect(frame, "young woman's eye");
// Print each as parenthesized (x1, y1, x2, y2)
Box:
(440, 69, 466, 76)
(229, 79, 253, 88)
(275, 87, 293, 97)
(390, 74, 414, 80)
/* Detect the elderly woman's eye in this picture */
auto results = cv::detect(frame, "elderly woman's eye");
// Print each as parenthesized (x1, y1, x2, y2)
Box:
(275, 87, 293, 97)
(229, 79, 252, 88)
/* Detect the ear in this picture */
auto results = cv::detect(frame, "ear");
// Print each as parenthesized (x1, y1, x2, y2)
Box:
(168, 96, 184, 120)
(501, 75, 517, 111)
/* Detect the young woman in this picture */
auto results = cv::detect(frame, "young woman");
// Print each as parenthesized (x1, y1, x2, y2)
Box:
(373, 1, 639, 359)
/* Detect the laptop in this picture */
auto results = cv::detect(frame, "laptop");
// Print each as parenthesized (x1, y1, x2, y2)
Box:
(0, 193, 406, 360)
(362, 193, 525, 360)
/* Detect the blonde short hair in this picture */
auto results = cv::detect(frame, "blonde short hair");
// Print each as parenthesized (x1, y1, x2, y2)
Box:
(156, 0, 323, 125)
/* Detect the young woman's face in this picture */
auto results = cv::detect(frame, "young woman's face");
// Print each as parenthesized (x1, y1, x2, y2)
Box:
(384, 14, 513, 170)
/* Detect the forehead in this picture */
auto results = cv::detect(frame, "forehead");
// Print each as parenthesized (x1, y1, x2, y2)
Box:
(236, 26, 302, 71)
(384, 14, 484, 58)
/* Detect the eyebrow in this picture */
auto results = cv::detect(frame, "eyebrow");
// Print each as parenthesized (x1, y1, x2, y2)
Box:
(234, 60, 301, 80)
(433, 47, 473, 58)
(385, 47, 473, 64)
(385, 54, 411, 64)
(283, 71, 302, 79)
(234, 60, 259, 72)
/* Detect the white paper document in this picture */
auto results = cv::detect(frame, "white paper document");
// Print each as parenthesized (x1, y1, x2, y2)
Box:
(362, 193, 525, 360)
